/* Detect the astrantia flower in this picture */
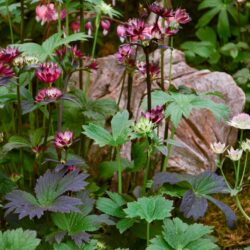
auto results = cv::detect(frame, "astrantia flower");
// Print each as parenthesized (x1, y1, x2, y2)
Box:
(227, 147, 243, 161)
(126, 19, 147, 41)
(35, 87, 62, 103)
(36, 62, 61, 84)
(149, 2, 173, 18)
(210, 141, 227, 154)
(174, 8, 191, 24)
(55, 130, 74, 149)
(86, 59, 98, 71)
(241, 139, 250, 151)
(0, 47, 21, 63)
(101, 20, 111, 36)
(117, 25, 126, 42)
(55, 46, 67, 59)
(227, 113, 250, 130)
(137, 61, 160, 80)
(116, 44, 135, 65)
(134, 117, 154, 136)
(71, 45, 83, 58)
(142, 106, 164, 125)
(0, 62, 14, 78)
(85, 21, 92, 36)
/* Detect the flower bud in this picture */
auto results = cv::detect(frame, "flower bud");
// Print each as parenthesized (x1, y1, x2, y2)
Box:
(242, 139, 250, 151)
(101, 20, 111, 36)
(227, 147, 243, 161)
(210, 141, 226, 154)
(134, 117, 154, 136)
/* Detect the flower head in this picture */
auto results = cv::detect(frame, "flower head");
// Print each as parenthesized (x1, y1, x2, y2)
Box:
(101, 20, 111, 36)
(126, 19, 147, 41)
(36, 4, 66, 25)
(71, 18, 80, 33)
(71, 45, 84, 58)
(55, 130, 74, 149)
(174, 8, 191, 24)
(242, 139, 250, 151)
(134, 117, 154, 136)
(210, 141, 227, 154)
(36, 62, 61, 84)
(85, 21, 93, 36)
(117, 25, 126, 42)
(227, 113, 250, 130)
(0, 62, 14, 78)
(55, 46, 67, 59)
(35, 87, 62, 103)
(116, 44, 135, 66)
(227, 147, 243, 161)
(0, 47, 21, 63)
(149, 2, 173, 18)
(142, 106, 164, 125)
(137, 61, 160, 80)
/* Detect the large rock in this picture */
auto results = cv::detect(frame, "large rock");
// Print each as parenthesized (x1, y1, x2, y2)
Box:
(73, 49, 245, 174)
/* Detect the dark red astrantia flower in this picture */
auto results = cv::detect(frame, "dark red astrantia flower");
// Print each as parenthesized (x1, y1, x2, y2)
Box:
(36, 62, 61, 84)
(149, 2, 173, 18)
(54, 130, 74, 149)
(142, 105, 164, 124)
(0, 62, 14, 78)
(0, 47, 21, 63)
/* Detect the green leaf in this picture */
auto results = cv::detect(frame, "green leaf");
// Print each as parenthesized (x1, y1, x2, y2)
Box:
(124, 196, 173, 223)
(147, 218, 218, 250)
(196, 7, 221, 28)
(82, 124, 113, 147)
(196, 27, 217, 45)
(0, 228, 40, 250)
(116, 218, 135, 233)
(0, 172, 16, 195)
(96, 193, 126, 218)
(217, 8, 230, 41)
(198, 0, 222, 10)
(3, 136, 31, 152)
(111, 110, 131, 144)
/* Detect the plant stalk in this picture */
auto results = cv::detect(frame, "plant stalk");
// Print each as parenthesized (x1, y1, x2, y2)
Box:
(168, 36, 174, 85)
(16, 80, 22, 135)
(116, 146, 122, 194)
(144, 49, 152, 111)
(163, 126, 176, 172)
(235, 195, 250, 222)
(127, 71, 133, 118)
(239, 151, 248, 188)
(91, 13, 101, 58)
(5, 0, 14, 43)
(146, 222, 150, 246)
(20, 0, 24, 42)
(79, 0, 84, 90)
(235, 130, 244, 188)
(142, 143, 152, 195)
(43, 104, 52, 147)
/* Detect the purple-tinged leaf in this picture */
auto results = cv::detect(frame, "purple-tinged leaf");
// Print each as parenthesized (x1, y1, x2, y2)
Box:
(206, 195, 236, 228)
(54, 232, 66, 244)
(71, 232, 91, 247)
(180, 190, 208, 220)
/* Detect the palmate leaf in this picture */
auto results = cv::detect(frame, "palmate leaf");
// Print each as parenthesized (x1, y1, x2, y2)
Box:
(3, 135, 32, 152)
(153, 171, 236, 228)
(148, 91, 229, 128)
(147, 218, 218, 250)
(16, 32, 88, 61)
(0, 228, 40, 250)
(5, 170, 88, 219)
(83, 110, 131, 147)
(124, 196, 173, 223)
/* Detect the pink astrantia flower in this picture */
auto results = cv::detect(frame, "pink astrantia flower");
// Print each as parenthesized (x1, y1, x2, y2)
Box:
(117, 25, 126, 42)
(137, 61, 160, 79)
(149, 2, 173, 18)
(227, 147, 243, 161)
(227, 113, 250, 130)
(55, 46, 67, 59)
(36, 62, 61, 84)
(142, 105, 164, 124)
(101, 20, 111, 36)
(85, 21, 92, 36)
(35, 87, 62, 103)
(0, 47, 21, 63)
(36, 3, 66, 25)
(71, 45, 84, 58)
(126, 19, 148, 41)
(116, 44, 135, 65)
(0, 63, 14, 78)
(54, 130, 74, 149)
(174, 8, 191, 24)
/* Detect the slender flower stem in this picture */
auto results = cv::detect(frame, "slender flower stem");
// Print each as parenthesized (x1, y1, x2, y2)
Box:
(236, 130, 244, 188)
(163, 126, 176, 172)
(127, 71, 133, 118)
(65, 1, 70, 36)
(20, 0, 24, 42)
(144, 49, 152, 111)
(79, 0, 84, 90)
(92, 13, 101, 58)
(43, 104, 52, 147)
(146, 222, 150, 246)
(168, 36, 174, 85)
(5, 0, 14, 43)
(218, 157, 232, 190)
(16, 80, 22, 135)
(57, 4, 62, 33)
(239, 151, 248, 188)
(116, 146, 122, 194)
(235, 195, 250, 222)
(142, 142, 152, 195)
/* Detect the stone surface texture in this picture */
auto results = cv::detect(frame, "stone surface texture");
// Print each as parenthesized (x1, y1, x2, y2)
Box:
(73, 49, 245, 174)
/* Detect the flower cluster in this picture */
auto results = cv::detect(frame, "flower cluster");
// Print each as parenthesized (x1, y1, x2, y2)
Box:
(36, 62, 61, 84)
(227, 113, 250, 130)
(36, 3, 66, 25)
(54, 130, 74, 149)
(142, 105, 164, 125)
(35, 87, 62, 103)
